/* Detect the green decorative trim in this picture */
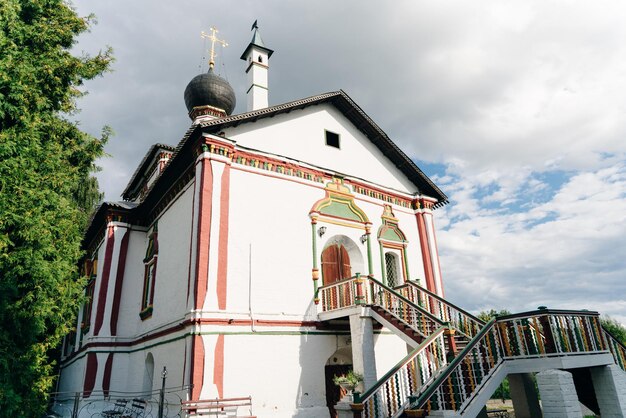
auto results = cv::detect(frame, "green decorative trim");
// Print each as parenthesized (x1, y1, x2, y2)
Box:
(379, 243, 387, 286)
(139, 305, 153, 320)
(312, 223, 318, 269)
(366, 234, 373, 276)
(403, 252, 411, 281)
(310, 178, 369, 224)
(311, 222, 319, 301)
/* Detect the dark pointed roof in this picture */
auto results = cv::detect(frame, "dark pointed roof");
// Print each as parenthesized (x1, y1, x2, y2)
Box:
(240, 27, 274, 60)
(122, 143, 175, 201)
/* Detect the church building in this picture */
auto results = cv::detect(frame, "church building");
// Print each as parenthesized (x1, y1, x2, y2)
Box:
(56, 24, 626, 418)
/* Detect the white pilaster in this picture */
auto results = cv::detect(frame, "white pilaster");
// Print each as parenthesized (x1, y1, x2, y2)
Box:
(349, 312, 378, 391)
(536, 369, 582, 418)
(590, 364, 626, 416)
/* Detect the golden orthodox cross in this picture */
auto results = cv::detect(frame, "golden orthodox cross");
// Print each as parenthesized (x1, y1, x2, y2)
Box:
(201, 27, 228, 69)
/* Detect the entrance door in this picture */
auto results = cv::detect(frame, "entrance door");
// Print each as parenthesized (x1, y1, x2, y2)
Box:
(321, 244, 352, 285)
(325, 364, 352, 418)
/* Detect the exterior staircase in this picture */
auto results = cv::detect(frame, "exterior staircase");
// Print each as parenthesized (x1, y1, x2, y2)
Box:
(317, 276, 626, 418)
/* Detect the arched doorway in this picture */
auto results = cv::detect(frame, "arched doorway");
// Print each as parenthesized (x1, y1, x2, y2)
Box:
(142, 353, 154, 395)
(321, 244, 351, 285)
(321, 236, 364, 285)
(324, 347, 353, 418)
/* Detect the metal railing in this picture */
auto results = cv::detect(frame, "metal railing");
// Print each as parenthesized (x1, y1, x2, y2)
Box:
(46, 387, 188, 418)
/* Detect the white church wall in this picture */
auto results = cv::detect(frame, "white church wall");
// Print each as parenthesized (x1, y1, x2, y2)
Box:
(150, 183, 194, 323)
(116, 229, 147, 337)
(225, 104, 418, 194)
(226, 168, 324, 317)
(57, 358, 85, 393)
(203, 332, 339, 418)
(373, 333, 412, 379)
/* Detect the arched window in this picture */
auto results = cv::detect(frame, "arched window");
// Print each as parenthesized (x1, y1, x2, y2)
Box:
(385, 252, 400, 288)
(258, 55, 263, 63)
(141, 225, 158, 320)
(143, 353, 154, 394)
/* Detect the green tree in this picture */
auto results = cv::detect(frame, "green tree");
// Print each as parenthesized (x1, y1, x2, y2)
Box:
(601, 316, 626, 345)
(0, 1, 112, 416)
(477, 309, 511, 323)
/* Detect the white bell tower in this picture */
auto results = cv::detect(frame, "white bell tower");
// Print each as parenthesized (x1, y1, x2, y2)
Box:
(240, 21, 273, 112)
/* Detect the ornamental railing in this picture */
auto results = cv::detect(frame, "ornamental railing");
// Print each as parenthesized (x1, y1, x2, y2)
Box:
(318, 275, 365, 311)
(353, 327, 448, 418)
(318, 275, 445, 339)
(411, 309, 607, 415)
(603, 326, 626, 372)
(396, 281, 484, 339)
(369, 278, 445, 339)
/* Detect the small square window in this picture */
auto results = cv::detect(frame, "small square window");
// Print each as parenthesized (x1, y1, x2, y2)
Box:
(325, 130, 340, 149)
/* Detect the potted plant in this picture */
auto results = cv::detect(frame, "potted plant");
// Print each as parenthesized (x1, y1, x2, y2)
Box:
(333, 370, 363, 397)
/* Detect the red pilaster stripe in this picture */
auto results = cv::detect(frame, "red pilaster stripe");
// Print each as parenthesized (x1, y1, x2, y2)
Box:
(110, 229, 130, 335)
(94, 225, 115, 336)
(428, 213, 445, 297)
(190, 335, 205, 400)
(416, 212, 436, 293)
(83, 352, 98, 398)
(216, 165, 230, 310)
(102, 353, 114, 397)
(194, 159, 213, 310)
(213, 334, 225, 398)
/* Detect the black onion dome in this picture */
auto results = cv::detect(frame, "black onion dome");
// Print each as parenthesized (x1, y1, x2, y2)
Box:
(184, 68, 236, 116)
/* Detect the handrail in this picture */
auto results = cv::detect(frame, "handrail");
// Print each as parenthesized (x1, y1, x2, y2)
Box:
(397, 281, 484, 324)
(397, 281, 484, 338)
(368, 277, 445, 326)
(602, 326, 626, 371)
(413, 310, 609, 414)
(354, 327, 448, 418)
(412, 318, 498, 410)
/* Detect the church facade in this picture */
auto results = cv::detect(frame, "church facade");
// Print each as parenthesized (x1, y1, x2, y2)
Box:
(56, 25, 626, 418)
(57, 26, 448, 417)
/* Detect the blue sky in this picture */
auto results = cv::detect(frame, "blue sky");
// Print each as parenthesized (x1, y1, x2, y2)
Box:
(73, 0, 626, 323)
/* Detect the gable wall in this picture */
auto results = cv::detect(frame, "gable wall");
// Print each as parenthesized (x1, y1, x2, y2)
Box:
(224, 104, 419, 194)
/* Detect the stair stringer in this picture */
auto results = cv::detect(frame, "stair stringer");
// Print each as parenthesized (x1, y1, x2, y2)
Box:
(370, 308, 423, 348)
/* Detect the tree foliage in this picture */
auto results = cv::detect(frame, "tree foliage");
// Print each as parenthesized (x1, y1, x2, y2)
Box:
(601, 316, 626, 345)
(0, 1, 112, 416)
(477, 309, 511, 323)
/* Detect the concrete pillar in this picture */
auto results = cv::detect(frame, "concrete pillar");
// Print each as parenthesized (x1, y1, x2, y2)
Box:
(349, 313, 378, 391)
(509, 373, 542, 418)
(590, 364, 626, 417)
(536, 369, 581, 418)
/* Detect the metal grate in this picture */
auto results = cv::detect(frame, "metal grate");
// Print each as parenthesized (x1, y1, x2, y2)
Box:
(385, 252, 398, 288)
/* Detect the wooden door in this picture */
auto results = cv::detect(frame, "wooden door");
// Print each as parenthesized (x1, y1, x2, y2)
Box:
(321, 244, 352, 285)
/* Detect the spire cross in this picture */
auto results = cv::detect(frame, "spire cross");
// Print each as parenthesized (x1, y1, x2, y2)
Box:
(201, 27, 228, 69)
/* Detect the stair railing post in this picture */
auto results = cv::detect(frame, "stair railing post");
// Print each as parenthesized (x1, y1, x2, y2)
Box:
(536, 307, 556, 353)
(72, 392, 79, 418)
(354, 273, 365, 305)
(444, 324, 457, 359)
(158, 366, 167, 418)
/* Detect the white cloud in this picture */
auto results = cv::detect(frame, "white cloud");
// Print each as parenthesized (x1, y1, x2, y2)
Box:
(72, 0, 626, 322)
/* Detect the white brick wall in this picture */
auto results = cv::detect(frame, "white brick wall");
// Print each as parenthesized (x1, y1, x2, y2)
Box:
(590, 364, 626, 417)
(536, 369, 582, 418)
